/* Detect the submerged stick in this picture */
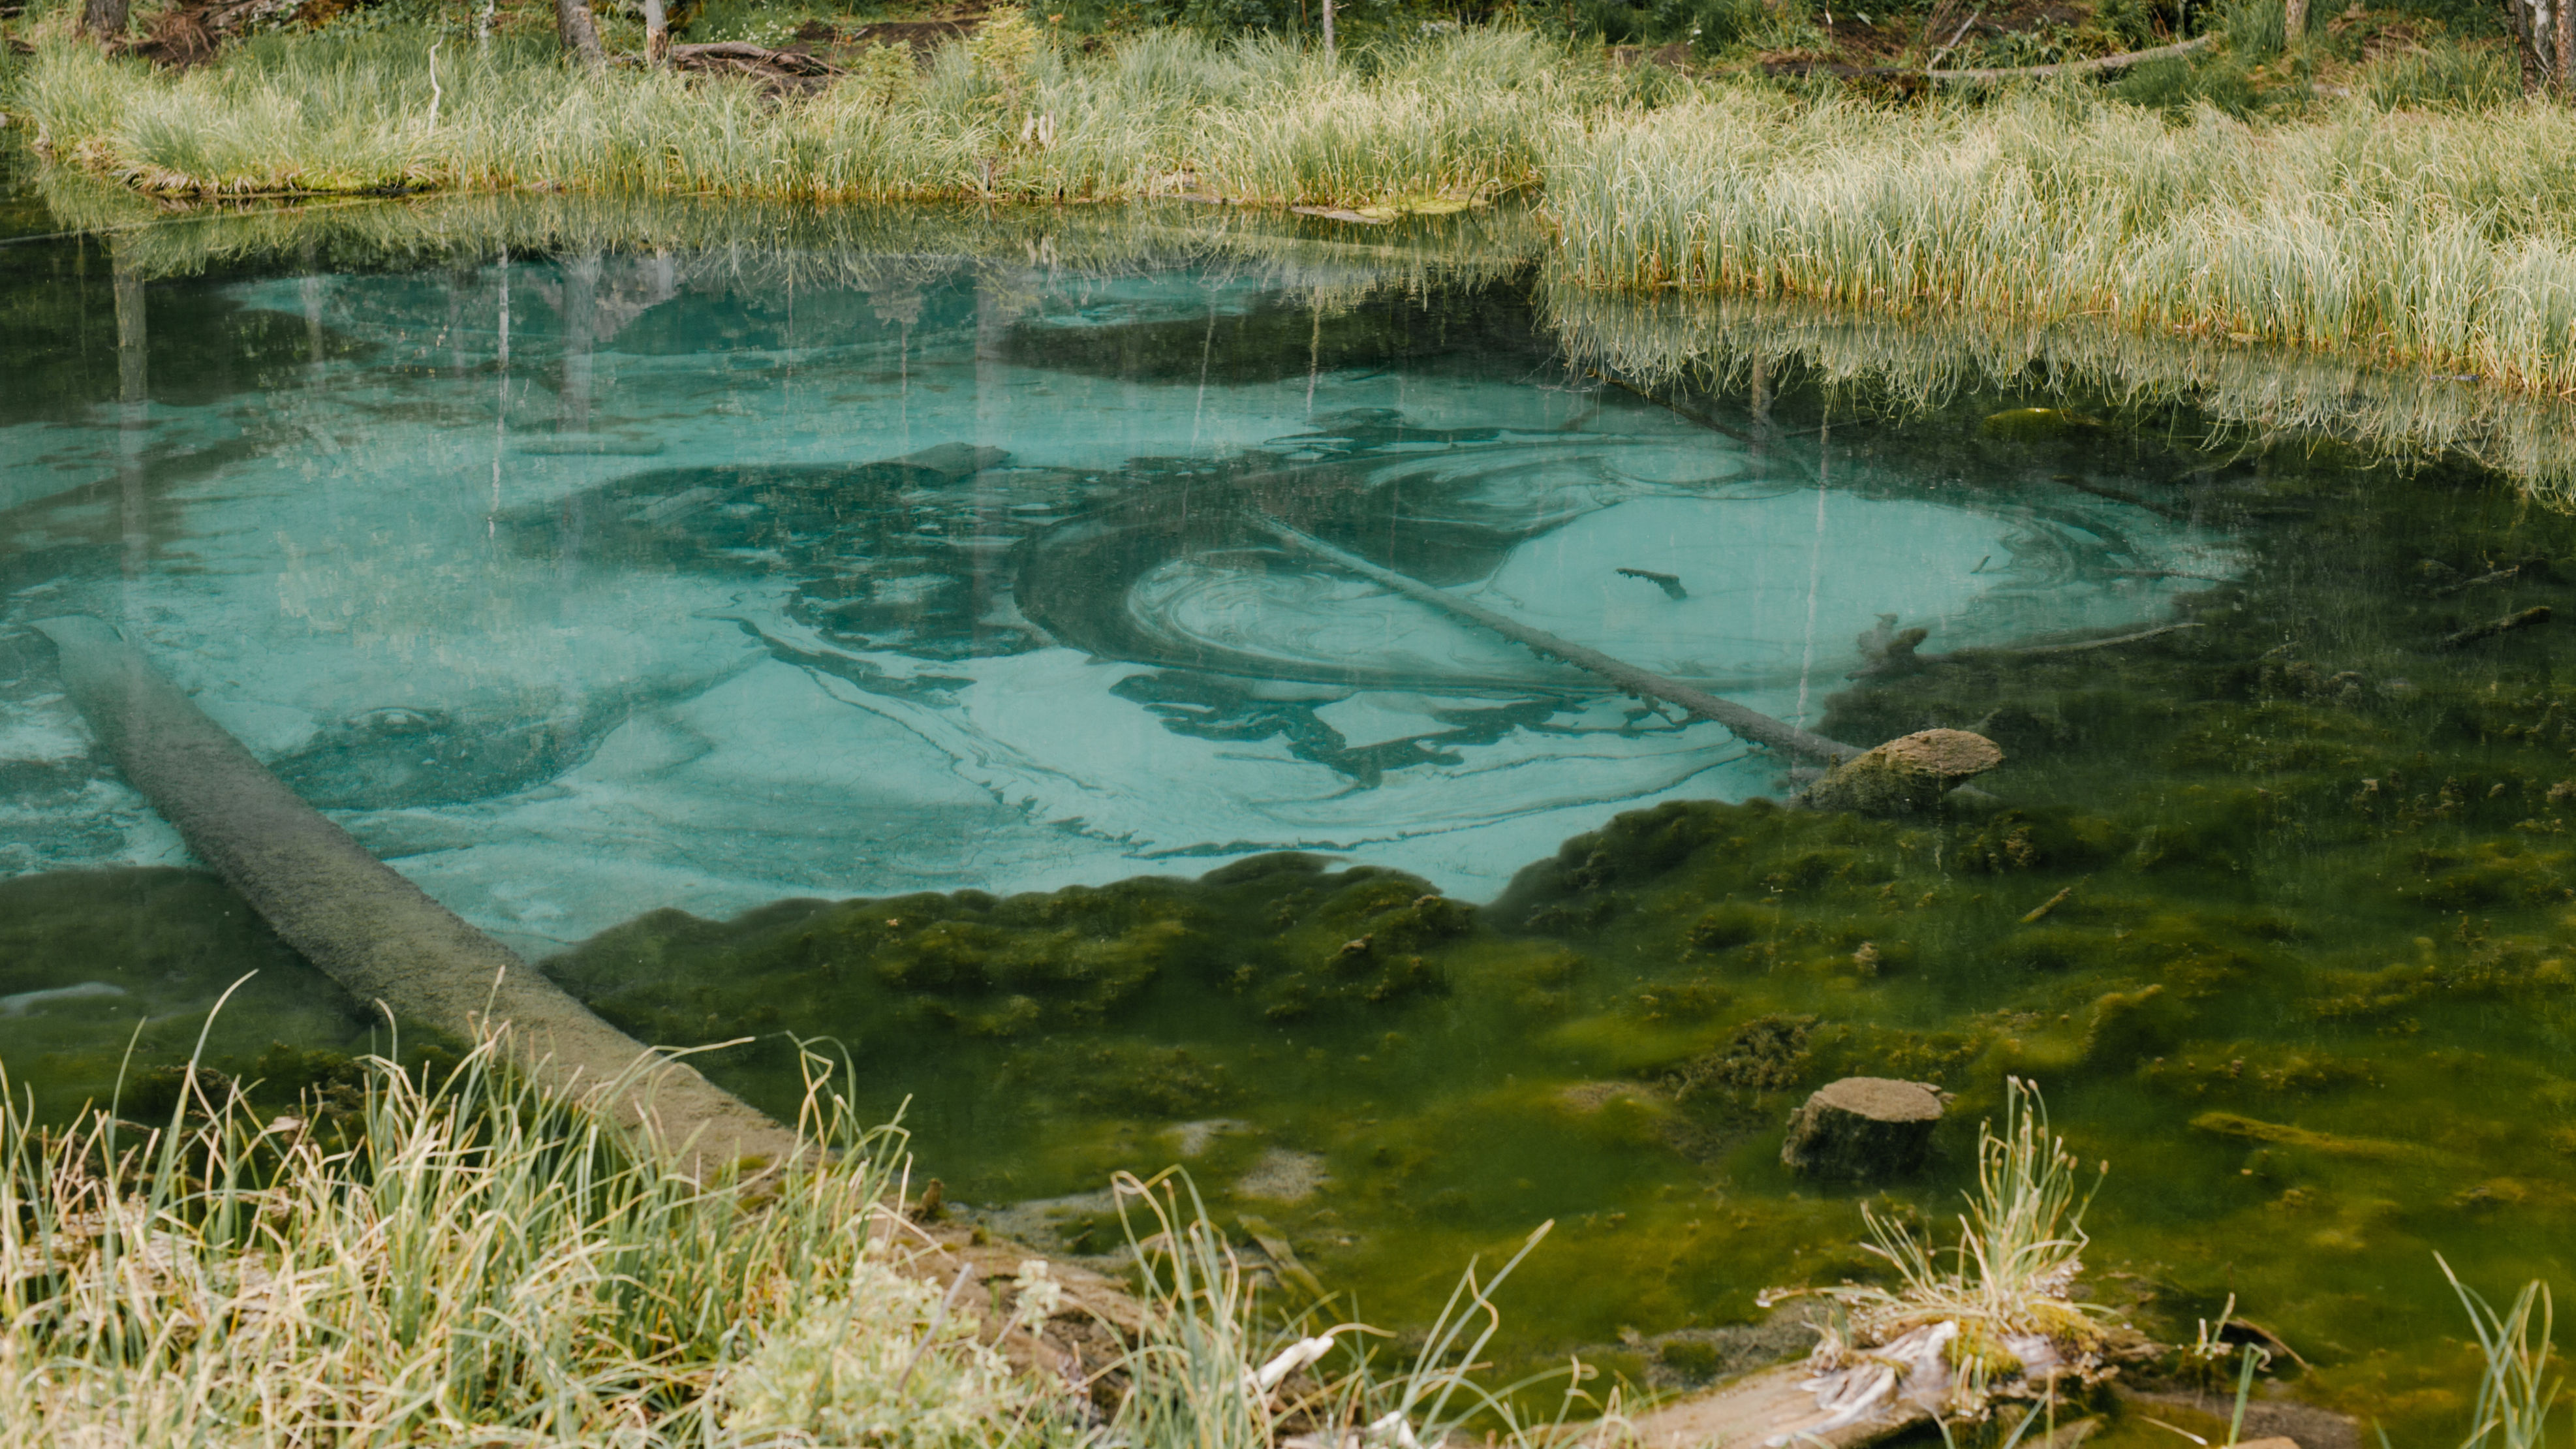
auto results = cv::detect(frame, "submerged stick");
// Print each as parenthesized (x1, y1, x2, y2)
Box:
(2441, 605, 2551, 649)
(30, 615, 798, 1170)
(1245, 514, 1861, 765)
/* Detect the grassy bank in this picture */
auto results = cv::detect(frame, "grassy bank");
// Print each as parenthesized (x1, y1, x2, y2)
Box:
(1545, 86, 2576, 394)
(14, 14, 2576, 394)
(11, 22, 1609, 204)
(0, 1021, 1583, 1446)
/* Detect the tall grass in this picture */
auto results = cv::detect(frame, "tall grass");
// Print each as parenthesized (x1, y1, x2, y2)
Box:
(1543, 85, 2576, 393)
(0, 1007, 1585, 1446)
(12, 23, 1609, 206)
(0, 1018, 1083, 1444)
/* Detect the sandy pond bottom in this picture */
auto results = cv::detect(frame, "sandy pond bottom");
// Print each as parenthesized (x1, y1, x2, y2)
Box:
(2, 216, 2572, 1441)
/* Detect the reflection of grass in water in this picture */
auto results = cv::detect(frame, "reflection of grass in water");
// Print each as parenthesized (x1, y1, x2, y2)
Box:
(1540, 272, 2576, 498)
(30, 169, 1546, 324)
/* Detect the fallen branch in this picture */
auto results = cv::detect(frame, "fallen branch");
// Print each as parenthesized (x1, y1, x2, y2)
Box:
(2004, 621, 2207, 655)
(1245, 512, 1862, 765)
(2441, 605, 2551, 649)
(1763, 31, 2218, 83)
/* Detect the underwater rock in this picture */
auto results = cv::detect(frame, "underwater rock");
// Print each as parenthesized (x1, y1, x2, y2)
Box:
(1803, 729, 2004, 816)
(1780, 1077, 1946, 1179)
(889, 443, 1012, 479)
(1235, 1147, 1327, 1203)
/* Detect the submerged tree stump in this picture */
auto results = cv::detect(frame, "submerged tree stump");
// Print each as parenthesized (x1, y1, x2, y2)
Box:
(1804, 728, 2003, 815)
(1781, 1078, 1946, 1180)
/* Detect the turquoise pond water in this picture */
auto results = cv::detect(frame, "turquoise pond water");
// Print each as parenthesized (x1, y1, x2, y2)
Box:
(16, 191, 2576, 1444)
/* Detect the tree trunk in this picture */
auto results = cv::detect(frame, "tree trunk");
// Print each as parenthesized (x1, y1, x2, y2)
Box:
(78, 0, 128, 41)
(2282, 0, 2304, 46)
(555, 0, 605, 70)
(2556, 0, 2571, 95)
(644, 0, 668, 64)
(1321, 0, 1334, 59)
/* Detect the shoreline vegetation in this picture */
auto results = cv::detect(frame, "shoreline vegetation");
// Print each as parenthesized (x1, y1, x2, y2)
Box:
(7, 5, 2576, 400)
(0, 1021, 1595, 1446)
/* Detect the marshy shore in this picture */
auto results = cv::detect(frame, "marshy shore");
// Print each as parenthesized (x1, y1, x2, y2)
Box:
(8, 6, 2576, 394)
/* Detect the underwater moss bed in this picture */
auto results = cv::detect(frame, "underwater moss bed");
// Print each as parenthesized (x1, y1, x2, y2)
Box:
(10, 194, 2576, 1443)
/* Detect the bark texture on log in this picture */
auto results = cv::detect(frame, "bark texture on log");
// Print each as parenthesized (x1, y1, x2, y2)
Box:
(1248, 512, 1863, 766)
(1781, 1077, 1946, 1180)
(30, 615, 798, 1171)
(1805, 728, 2002, 815)
(78, 0, 130, 40)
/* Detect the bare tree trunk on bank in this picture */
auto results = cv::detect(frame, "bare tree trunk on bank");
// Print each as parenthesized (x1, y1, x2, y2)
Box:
(555, 0, 605, 70)
(643, 0, 668, 63)
(2558, 0, 2573, 95)
(2506, 0, 2564, 93)
(78, 0, 127, 42)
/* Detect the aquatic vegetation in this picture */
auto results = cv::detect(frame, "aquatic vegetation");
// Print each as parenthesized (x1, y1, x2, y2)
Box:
(1762, 1082, 2114, 1420)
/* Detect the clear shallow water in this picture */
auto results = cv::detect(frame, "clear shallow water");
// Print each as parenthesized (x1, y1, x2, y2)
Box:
(17, 193, 2576, 1445)
(0, 234, 2225, 956)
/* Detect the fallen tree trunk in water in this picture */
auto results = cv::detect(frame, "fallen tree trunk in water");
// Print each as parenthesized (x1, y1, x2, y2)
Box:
(31, 615, 798, 1171)
(1605, 1360, 1929, 1448)
(1244, 513, 1862, 766)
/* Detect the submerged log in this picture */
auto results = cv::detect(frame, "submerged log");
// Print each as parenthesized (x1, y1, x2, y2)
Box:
(1245, 512, 1862, 766)
(1781, 1077, 1947, 1179)
(1608, 1360, 1929, 1448)
(2441, 605, 2551, 648)
(30, 615, 798, 1170)
(1804, 728, 2003, 816)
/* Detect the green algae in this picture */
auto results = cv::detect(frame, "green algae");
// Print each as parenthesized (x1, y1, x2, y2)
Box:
(497, 375, 2576, 1442)
(0, 867, 474, 1129)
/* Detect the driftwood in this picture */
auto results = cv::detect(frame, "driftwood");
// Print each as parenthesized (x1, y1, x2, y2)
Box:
(31, 615, 800, 1170)
(668, 40, 843, 83)
(2442, 605, 2552, 649)
(1764, 30, 2217, 83)
(1245, 512, 1863, 766)
(1606, 1360, 1928, 1449)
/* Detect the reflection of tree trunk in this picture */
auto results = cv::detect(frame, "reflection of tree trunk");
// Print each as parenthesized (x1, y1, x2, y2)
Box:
(491, 249, 510, 540)
(1748, 354, 1771, 474)
(79, 0, 128, 40)
(559, 252, 598, 436)
(555, 0, 604, 69)
(112, 240, 149, 616)
(298, 240, 325, 381)
(972, 277, 1009, 654)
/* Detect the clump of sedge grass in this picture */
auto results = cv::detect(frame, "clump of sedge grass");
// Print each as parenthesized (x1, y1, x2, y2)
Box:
(1763, 1078, 2115, 1422)
(0, 989, 1587, 1446)
(0, 1004, 1073, 1445)
(2445, 1256, 2560, 1449)
(1108, 1167, 1607, 1449)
